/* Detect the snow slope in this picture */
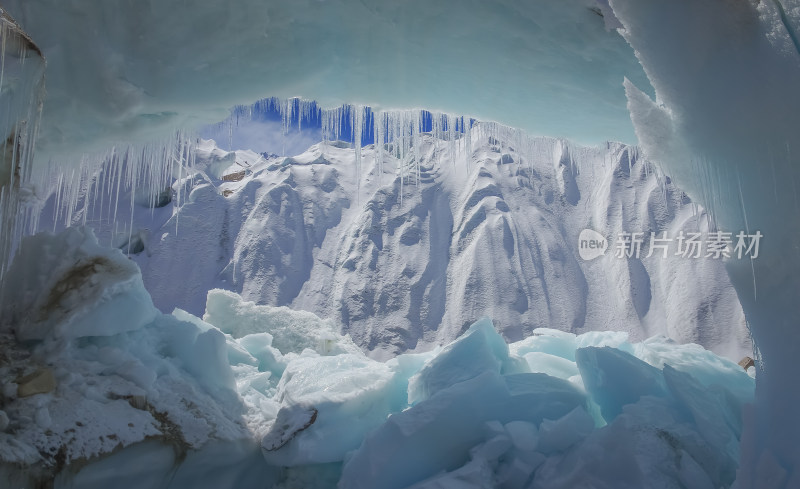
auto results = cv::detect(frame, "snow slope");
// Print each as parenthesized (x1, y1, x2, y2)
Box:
(111, 128, 750, 360)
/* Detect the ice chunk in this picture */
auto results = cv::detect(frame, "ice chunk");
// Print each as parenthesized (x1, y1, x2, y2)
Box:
(633, 336, 754, 403)
(504, 421, 539, 452)
(662, 365, 743, 464)
(496, 451, 545, 489)
(340, 371, 583, 489)
(408, 319, 511, 404)
(261, 404, 318, 451)
(403, 457, 496, 489)
(204, 289, 359, 356)
(173, 307, 260, 368)
(340, 372, 509, 489)
(238, 333, 286, 376)
(536, 406, 595, 454)
(575, 346, 667, 421)
(470, 422, 513, 461)
(261, 353, 403, 466)
(575, 330, 634, 354)
(677, 449, 715, 489)
(510, 329, 577, 361)
(1, 227, 157, 341)
(521, 352, 578, 380)
(155, 314, 237, 394)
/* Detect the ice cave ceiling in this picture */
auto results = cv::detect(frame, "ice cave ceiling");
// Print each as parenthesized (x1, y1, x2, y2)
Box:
(2, 0, 651, 166)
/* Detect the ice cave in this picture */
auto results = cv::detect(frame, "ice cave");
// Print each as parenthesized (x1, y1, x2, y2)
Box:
(0, 0, 797, 488)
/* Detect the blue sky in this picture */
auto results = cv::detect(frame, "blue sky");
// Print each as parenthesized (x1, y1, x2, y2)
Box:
(199, 98, 471, 156)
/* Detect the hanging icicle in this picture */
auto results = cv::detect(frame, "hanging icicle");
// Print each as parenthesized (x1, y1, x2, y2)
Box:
(0, 7, 45, 293)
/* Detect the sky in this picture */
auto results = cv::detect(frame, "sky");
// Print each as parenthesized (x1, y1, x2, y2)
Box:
(198, 100, 324, 156)
(198, 98, 474, 156)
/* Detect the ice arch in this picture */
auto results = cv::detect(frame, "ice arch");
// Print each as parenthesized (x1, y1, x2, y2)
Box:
(609, 0, 800, 486)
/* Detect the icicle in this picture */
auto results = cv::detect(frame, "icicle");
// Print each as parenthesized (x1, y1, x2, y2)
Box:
(447, 114, 456, 170)
(399, 111, 405, 207)
(374, 110, 384, 186)
(353, 105, 363, 204)
(464, 117, 472, 170)
(0, 9, 45, 291)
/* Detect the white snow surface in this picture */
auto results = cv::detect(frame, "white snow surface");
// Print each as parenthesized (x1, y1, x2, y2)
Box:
(0, 228, 755, 489)
(115, 131, 751, 360)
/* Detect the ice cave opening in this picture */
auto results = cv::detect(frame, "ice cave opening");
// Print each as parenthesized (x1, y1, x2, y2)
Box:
(1, 0, 800, 488)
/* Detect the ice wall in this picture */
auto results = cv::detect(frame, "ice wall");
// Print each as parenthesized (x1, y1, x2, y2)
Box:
(608, 0, 800, 486)
(100, 128, 749, 361)
(2, 0, 650, 169)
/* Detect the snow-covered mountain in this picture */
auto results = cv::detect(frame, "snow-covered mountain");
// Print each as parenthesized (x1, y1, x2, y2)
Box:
(123, 128, 750, 360)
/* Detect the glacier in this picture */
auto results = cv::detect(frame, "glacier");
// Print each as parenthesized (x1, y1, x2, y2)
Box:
(33, 126, 751, 360)
(0, 0, 797, 486)
(0, 227, 755, 488)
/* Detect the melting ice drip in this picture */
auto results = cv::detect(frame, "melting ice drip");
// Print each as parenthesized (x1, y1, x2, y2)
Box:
(0, 8, 45, 294)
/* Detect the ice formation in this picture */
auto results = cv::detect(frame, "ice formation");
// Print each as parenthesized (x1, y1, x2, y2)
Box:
(0, 0, 792, 485)
(1, 0, 650, 168)
(0, 228, 755, 488)
(605, 0, 800, 484)
(0, 7, 45, 289)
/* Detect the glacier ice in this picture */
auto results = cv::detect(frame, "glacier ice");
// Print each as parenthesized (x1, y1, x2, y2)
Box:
(407, 318, 516, 404)
(0, 7, 45, 289)
(606, 0, 800, 483)
(0, 227, 757, 488)
(0, 0, 790, 485)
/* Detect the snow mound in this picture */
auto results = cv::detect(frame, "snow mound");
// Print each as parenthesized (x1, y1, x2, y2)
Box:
(1, 227, 157, 341)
